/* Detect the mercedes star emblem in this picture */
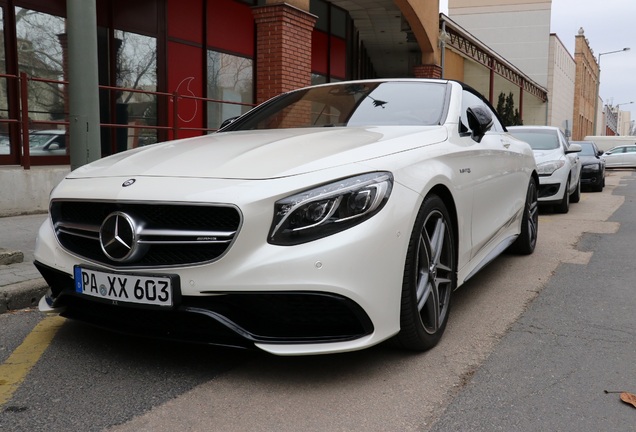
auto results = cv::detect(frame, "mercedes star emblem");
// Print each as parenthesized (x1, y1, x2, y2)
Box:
(99, 212, 138, 262)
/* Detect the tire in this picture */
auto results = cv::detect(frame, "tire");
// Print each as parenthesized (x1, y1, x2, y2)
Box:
(394, 194, 456, 351)
(570, 178, 581, 203)
(555, 179, 570, 213)
(595, 175, 605, 192)
(509, 177, 538, 255)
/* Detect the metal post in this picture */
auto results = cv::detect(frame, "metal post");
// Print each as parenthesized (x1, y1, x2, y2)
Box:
(19, 72, 31, 170)
(67, 0, 101, 170)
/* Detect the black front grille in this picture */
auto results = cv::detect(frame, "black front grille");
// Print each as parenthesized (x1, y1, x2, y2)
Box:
(51, 200, 241, 268)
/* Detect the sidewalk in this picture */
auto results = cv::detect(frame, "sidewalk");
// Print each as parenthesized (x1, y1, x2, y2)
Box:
(0, 213, 49, 313)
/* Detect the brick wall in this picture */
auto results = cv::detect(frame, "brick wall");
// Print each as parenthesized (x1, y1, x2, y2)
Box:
(413, 64, 443, 79)
(253, 3, 317, 104)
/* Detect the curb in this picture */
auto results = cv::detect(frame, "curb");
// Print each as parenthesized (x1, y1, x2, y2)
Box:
(0, 278, 48, 314)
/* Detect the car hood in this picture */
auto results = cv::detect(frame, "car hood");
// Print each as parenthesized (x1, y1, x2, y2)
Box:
(578, 155, 601, 165)
(68, 126, 447, 180)
(532, 148, 564, 163)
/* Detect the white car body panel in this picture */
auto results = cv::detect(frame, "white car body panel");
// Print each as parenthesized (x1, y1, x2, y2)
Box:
(34, 79, 537, 355)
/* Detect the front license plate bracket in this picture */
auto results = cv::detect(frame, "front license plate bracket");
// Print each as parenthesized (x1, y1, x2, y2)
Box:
(73, 265, 181, 310)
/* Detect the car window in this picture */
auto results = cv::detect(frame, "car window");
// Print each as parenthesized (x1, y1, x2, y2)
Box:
(51, 135, 66, 148)
(626, 147, 636, 153)
(226, 82, 448, 130)
(508, 130, 560, 150)
(459, 89, 504, 134)
(577, 143, 596, 156)
(608, 147, 625, 154)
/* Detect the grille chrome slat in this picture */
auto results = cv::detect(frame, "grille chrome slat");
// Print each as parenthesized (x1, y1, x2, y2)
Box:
(51, 200, 242, 268)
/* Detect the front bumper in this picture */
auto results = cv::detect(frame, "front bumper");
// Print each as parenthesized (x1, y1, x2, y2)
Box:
(580, 166, 603, 187)
(35, 261, 374, 350)
(34, 176, 419, 355)
(536, 165, 570, 205)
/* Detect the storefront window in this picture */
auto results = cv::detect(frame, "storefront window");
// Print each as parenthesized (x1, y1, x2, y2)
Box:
(113, 30, 157, 148)
(331, 7, 347, 39)
(15, 7, 66, 156)
(207, 50, 253, 129)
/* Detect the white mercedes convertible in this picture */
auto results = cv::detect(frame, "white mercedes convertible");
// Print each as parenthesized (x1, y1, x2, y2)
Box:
(34, 79, 538, 355)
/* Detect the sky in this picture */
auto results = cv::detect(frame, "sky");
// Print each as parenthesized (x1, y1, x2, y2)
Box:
(440, 0, 636, 119)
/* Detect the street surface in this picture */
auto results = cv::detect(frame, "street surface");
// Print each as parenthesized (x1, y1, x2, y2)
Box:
(0, 171, 634, 431)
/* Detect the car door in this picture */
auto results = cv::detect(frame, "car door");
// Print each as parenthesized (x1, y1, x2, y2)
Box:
(604, 147, 626, 167)
(458, 89, 527, 260)
(624, 146, 636, 167)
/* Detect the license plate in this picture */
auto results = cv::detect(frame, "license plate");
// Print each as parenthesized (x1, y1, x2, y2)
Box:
(74, 266, 174, 307)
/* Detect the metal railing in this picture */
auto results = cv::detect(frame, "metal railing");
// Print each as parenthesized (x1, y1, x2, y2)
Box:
(0, 72, 256, 169)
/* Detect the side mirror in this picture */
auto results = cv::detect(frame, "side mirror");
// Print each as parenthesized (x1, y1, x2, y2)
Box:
(466, 106, 493, 143)
(47, 143, 60, 151)
(566, 143, 582, 154)
(219, 116, 239, 130)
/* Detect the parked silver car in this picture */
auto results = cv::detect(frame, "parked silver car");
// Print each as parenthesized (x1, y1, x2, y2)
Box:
(602, 144, 636, 169)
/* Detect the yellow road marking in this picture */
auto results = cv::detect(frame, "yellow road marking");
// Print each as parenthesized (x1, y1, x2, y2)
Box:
(0, 315, 65, 407)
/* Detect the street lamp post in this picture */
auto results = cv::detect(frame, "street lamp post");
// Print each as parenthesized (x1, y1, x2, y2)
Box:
(593, 47, 630, 136)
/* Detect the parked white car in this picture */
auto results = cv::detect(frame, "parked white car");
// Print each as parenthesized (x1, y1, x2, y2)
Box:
(35, 79, 538, 355)
(0, 129, 67, 156)
(602, 144, 636, 168)
(508, 126, 582, 213)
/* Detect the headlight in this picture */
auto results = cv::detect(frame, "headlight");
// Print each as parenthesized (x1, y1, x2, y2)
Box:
(582, 163, 600, 172)
(536, 160, 565, 176)
(269, 172, 393, 246)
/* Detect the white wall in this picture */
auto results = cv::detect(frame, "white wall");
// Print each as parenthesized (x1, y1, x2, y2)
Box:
(0, 166, 69, 216)
(449, 1, 552, 87)
(548, 34, 575, 133)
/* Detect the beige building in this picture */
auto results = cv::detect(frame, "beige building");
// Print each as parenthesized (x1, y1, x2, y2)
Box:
(448, 0, 587, 134)
(572, 28, 599, 140)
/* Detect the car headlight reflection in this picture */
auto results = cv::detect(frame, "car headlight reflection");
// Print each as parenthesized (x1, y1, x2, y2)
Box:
(536, 160, 565, 176)
(269, 172, 393, 245)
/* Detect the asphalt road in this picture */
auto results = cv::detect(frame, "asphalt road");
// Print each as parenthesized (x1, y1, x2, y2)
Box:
(429, 171, 636, 431)
(0, 171, 633, 431)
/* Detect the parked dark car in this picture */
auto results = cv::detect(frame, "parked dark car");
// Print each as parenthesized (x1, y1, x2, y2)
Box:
(571, 140, 605, 192)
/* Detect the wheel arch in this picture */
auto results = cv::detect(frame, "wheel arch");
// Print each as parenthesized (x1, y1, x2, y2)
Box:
(425, 184, 459, 270)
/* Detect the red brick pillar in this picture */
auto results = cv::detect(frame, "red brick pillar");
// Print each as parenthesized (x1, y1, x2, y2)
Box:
(253, 3, 317, 104)
(413, 64, 443, 79)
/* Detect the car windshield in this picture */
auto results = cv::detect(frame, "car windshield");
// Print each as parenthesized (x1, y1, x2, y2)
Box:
(29, 133, 55, 147)
(576, 142, 596, 156)
(509, 130, 560, 150)
(223, 82, 448, 130)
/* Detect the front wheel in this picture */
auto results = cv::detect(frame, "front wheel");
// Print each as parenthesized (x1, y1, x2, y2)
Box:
(394, 194, 456, 351)
(509, 177, 538, 255)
